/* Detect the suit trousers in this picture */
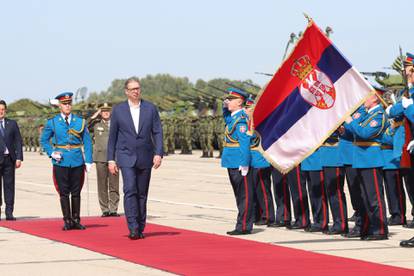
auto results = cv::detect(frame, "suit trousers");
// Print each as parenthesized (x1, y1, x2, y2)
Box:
(95, 162, 119, 213)
(0, 155, 16, 216)
(120, 166, 152, 232)
(227, 168, 254, 232)
(271, 168, 291, 223)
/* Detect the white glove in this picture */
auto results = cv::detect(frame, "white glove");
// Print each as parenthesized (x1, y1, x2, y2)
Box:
(402, 97, 413, 109)
(223, 99, 230, 108)
(239, 166, 249, 176)
(85, 163, 93, 173)
(407, 140, 414, 153)
(385, 105, 392, 115)
(51, 151, 62, 162)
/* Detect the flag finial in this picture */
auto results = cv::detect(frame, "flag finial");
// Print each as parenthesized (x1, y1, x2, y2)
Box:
(303, 13, 312, 23)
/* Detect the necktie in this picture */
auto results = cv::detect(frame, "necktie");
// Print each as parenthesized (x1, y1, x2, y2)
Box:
(65, 116, 69, 126)
(0, 120, 4, 136)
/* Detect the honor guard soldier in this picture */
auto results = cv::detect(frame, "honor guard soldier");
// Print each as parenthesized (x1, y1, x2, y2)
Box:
(41, 92, 93, 231)
(92, 103, 120, 217)
(222, 88, 254, 235)
(344, 91, 388, 240)
(301, 148, 329, 232)
(244, 96, 275, 226)
(320, 132, 349, 235)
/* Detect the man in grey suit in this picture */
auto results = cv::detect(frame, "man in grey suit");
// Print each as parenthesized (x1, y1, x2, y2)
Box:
(107, 77, 163, 240)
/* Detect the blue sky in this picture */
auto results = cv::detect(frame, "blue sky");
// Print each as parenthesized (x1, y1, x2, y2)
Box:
(1, 0, 413, 103)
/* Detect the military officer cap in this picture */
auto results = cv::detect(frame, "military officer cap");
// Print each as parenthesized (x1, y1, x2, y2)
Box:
(55, 92, 73, 104)
(372, 85, 387, 95)
(245, 95, 255, 107)
(226, 87, 249, 101)
(100, 102, 112, 111)
(404, 52, 414, 66)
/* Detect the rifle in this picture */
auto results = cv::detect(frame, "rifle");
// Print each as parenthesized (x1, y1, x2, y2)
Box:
(207, 84, 228, 93)
(361, 71, 389, 79)
(400, 46, 409, 97)
(225, 82, 257, 96)
(243, 81, 261, 90)
(254, 72, 273, 77)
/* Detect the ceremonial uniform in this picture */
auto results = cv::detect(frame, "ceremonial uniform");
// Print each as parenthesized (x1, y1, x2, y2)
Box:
(41, 92, 93, 230)
(381, 118, 406, 225)
(320, 133, 348, 234)
(92, 103, 120, 217)
(222, 88, 254, 235)
(286, 166, 310, 229)
(301, 148, 329, 232)
(345, 103, 388, 239)
(270, 167, 291, 227)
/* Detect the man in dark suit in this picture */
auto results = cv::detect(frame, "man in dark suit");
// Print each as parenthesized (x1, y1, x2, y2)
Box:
(0, 100, 23, 221)
(107, 77, 163, 240)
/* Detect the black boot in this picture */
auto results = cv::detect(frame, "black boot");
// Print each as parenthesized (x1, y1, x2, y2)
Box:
(71, 196, 86, 230)
(60, 197, 73, 231)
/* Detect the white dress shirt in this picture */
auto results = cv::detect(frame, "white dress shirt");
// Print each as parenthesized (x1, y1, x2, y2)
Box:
(61, 113, 72, 124)
(0, 119, 9, 154)
(128, 100, 141, 133)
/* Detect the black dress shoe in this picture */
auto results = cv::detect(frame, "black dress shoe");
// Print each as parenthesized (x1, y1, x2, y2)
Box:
(288, 222, 308, 230)
(129, 230, 139, 240)
(403, 221, 414, 228)
(268, 221, 288, 228)
(226, 229, 252, 235)
(109, 212, 120, 217)
(6, 216, 16, 221)
(361, 234, 388, 241)
(72, 219, 86, 230)
(255, 220, 268, 226)
(342, 228, 361, 238)
(400, 237, 414, 248)
(101, 211, 111, 217)
(349, 213, 356, 222)
(305, 224, 326, 232)
(387, 216, 405, 226)
(62, 220, 73, 231)
(138, 232, 145, 239)
(324, 227, 348, 235)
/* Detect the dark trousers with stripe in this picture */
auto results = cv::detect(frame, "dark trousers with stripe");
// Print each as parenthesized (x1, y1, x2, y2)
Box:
(0, 155, 16, 216)
(287, 166, 310, 227)
(227, 168, 254, 232)
(358, 168, 388, 236)
(304, 170, 329, 229)
(271, 168, 291, 224)
(252, 167, 275, 224)
(344, 165, 361, 217)
(401, 167, 414, 218)
(383, 169, 406, 224)
(53, 165, 85, 221)
(324, 167, 348, 232)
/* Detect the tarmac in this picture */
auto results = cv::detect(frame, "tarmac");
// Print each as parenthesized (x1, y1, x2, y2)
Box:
(1, 151, 414, 275)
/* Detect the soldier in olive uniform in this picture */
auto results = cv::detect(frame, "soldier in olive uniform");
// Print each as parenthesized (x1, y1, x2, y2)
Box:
(214, 115, 225, 158)
(199, 115, 212, 157)
(166, 116, 176, 154)
(179, 116, 192, 154)
(160, 115, 169, 156)
(91, 103, 120, 217)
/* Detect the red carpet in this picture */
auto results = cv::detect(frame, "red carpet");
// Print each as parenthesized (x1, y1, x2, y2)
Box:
(1, 217, 413, 275)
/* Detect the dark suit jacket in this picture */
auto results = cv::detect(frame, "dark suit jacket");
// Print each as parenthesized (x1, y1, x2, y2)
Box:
(0, 118, 23, 163)
(107, 100, 163, 168)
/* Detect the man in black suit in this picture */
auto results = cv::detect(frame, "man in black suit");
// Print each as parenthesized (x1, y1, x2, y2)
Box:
(107, 77, 163, 240)
(0, 100, 23, 220)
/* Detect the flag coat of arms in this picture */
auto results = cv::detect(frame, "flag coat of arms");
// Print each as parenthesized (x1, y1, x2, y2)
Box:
(252, 21, 374, 173)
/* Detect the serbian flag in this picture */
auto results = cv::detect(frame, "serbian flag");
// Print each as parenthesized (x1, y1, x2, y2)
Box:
(253, 21, 374, 173)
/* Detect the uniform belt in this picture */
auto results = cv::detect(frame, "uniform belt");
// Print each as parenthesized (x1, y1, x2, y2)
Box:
(322, 142, 339, 147)
(224, 142, 240, 148)
(54, 144, 82, 150)
(380, 145, 393, 150)
(353, 141, 381, 147)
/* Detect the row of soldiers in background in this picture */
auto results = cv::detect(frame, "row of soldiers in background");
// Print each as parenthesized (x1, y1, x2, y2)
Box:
(161, 114, 225, 158)
(20, 125, 44, 153)
(221, 53, 414, 247)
